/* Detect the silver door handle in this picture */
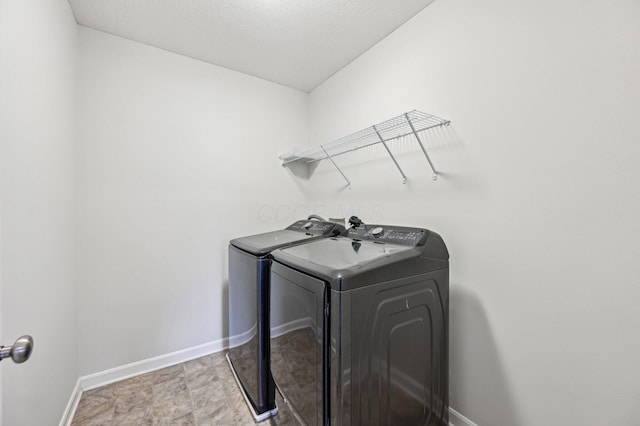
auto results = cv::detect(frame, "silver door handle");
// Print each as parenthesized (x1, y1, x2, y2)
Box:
(0, 335, 34, 364)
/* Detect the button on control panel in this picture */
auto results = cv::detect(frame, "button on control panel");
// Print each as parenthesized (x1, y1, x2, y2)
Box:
(288, 220, 341, 236)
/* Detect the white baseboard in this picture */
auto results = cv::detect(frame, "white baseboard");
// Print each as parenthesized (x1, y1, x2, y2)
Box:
(80, 337, 228, 391)
(59, 379, 82, 426)
(59, 336, 229, 426)
(228, 324, 256, 349)
(450, 407, 479, 426)
(270, 317, 314, 338)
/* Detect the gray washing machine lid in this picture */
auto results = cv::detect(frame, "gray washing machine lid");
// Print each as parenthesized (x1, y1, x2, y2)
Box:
(230, 220, 345, 257)
(271, 225, 449, 291)
(276, 237, 413, 270)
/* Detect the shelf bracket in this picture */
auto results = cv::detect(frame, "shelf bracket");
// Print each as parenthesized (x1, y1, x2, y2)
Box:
(373, 125, 407, 184)
(321, 145, 351, 189)
(405, 112, 438, 180)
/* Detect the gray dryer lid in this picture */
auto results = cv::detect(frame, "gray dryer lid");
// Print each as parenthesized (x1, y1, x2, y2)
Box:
(230, 220, 345, 256)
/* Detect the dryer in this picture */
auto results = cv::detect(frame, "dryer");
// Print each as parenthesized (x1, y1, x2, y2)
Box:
(227, 219, 345, 421)
(269, 223, 449, 426)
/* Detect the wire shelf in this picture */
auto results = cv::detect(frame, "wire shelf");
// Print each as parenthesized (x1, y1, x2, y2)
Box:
(280, 110, 450, 187)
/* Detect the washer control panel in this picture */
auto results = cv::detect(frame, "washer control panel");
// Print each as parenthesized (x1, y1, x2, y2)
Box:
(287, 220, 344, 236)
(346, 225, 428, 246)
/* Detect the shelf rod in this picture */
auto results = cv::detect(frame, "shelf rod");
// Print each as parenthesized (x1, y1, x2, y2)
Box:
(405, 112, 438, 180)
(373, 125, 407, 184)
(321, 145, 351, 189)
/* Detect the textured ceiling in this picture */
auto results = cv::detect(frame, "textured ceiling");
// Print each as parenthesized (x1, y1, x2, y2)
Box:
(67, 0, 435, 92)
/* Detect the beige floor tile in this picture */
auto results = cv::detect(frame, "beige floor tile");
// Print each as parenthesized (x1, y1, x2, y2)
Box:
(114, 387, 153, 416)
(150, 364, 185, 385)
(153, 411, 196, 426)
(186, 366, 222, 391)
(112, 405, 154, 426)
(72, 386, 116, 425)
(183, 356, 213, 375)
(153, 391, 193, 420)
(152, 375, 190, 403)
(70, 352, 283, 426)
(115, 374, 154, 396)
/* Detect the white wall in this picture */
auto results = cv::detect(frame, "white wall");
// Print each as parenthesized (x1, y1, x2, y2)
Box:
(306, 0, 640, 425)
(76, 27, 309, 375)
(0, 0, 79, 424)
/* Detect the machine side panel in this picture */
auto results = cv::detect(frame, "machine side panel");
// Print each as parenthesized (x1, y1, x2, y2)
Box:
(346, 270, 449, 426)
(227, 245, 275, 413)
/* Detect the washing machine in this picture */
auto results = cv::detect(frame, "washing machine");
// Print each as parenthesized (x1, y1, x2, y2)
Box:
(227, 218, 345, 421)
(269, 223, 449, 426)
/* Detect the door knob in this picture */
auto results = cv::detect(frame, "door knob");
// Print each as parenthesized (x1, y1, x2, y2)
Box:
(0, 335, 34, 364)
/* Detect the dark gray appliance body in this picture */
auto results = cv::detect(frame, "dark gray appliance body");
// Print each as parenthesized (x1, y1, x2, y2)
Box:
(270, 225, 449, 426)
(227, 220, 345, 420)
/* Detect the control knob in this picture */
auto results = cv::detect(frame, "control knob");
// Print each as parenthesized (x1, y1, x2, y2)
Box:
(371, 226, 384, 237)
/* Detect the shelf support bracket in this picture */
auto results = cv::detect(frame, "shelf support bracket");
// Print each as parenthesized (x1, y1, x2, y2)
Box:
(373, 125, 407, 184)
(405, 113, 438, 180)
(321, 145, 351, 189)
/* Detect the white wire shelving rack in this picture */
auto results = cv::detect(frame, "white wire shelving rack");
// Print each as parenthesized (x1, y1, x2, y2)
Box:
(280, 110, 450, 188)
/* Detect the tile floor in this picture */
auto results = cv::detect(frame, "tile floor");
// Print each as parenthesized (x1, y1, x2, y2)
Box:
(70, 351, 296, 426)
